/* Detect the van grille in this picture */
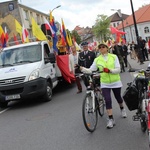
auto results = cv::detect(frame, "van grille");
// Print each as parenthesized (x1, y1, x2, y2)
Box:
(0, 76, 25, 86)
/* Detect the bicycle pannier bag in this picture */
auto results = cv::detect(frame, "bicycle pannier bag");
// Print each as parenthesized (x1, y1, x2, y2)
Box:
(123, 84, 139, 111)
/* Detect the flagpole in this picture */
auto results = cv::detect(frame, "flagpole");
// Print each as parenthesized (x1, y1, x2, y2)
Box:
(130, 0, 143, 64)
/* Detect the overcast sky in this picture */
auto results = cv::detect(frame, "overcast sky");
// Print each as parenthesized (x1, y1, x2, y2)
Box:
(0, 0, 150, 30)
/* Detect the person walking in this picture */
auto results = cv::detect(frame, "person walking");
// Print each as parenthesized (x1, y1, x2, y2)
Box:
(121, 41, 128, 67)
(130, 41, 137, 60)
(112, 42, 125, 72)
(131, 41, 140, 63)
(78, 41, 96, 87)
(69, 44, 82, 93)
(139, 36, 148, 62)
(79, 43, 127, 129)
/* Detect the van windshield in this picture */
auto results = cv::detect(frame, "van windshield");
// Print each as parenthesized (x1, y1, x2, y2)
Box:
(0, 45, 42, 67)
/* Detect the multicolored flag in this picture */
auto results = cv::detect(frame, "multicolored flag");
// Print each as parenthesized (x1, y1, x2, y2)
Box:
(61, 18, 67, 41)
(50, 11, 58, 52)
(61, 18, 73, 51)
(4, 27, 9, 42)
(0, 26, 8, 47)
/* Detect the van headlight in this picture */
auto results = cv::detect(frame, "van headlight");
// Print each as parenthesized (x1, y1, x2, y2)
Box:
(29, 69, 40, 81)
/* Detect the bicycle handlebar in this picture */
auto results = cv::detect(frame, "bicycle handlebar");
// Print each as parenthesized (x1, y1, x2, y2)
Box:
(129, 68, 150, 80)
(129, 68, 150, 73)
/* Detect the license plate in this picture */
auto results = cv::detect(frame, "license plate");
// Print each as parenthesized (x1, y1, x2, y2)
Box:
(5, 94, 21, 101)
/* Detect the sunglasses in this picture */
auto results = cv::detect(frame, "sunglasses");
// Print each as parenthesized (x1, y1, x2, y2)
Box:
(99, 46, 106, 49)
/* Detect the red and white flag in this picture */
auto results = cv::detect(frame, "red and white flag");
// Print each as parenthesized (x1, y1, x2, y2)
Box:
(13, 33, 19, 45)
(22, 25, 29, 43)
(43, 17, 55, 37)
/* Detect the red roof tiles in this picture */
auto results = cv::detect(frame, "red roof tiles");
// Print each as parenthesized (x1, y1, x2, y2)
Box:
(118, 4, 150, 30)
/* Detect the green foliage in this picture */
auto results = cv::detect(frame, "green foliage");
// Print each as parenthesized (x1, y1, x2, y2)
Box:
(92, 14, 111, 42)
(71, 30, 81, 44)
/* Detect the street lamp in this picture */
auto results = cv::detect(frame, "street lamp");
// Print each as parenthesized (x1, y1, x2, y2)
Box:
(111, 9, 126, 40)
(51, 5, 61, 12)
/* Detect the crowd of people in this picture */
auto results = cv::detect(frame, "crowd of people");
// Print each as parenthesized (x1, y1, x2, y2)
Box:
(56, 34, 150, 129)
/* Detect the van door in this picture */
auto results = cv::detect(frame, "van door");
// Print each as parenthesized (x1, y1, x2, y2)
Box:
(42, 44, 57, 86)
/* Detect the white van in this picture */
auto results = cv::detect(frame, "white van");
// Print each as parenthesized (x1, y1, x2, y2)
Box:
(0, 41, 59, 108)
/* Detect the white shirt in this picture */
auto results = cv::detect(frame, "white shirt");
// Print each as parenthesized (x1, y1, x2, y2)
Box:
(69, 52, 79, 74)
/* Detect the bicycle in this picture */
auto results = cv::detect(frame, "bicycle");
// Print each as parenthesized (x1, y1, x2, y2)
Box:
(82, 71, 105, 132)
(126, 68, 150, 147)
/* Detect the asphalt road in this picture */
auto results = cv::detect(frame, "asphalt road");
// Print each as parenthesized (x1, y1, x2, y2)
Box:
(0, 55, 150, 150)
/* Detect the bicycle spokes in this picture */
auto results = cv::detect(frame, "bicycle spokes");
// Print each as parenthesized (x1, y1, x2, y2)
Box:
(82, 94, 98, 132)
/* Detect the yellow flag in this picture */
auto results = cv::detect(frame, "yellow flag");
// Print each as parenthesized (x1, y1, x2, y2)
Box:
(15, 19, 22, 37)
(50, 11, 53, 24)
(66, 31, 73, 47)
(31, 17, 47, 41)
(0, 25, 4, 36)
(74, 41, 81, 51)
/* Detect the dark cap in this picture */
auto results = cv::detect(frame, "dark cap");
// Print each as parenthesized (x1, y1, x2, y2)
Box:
(81, 41, 88, 46)
(138, 36, 142, 39)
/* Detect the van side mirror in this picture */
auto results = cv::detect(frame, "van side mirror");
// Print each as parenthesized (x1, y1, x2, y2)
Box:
(49, 53, 56, 63)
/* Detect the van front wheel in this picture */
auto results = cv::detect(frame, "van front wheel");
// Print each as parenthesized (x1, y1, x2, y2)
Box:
(42, 82, 52, 102)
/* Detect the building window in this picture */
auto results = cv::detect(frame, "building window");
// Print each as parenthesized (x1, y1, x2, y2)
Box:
(24, 10, 29, 20)
(113, 23, 116, 27)
(144, 27, 149, 33)
(36, 14, 40, 25)
(30, 12, 33, 18)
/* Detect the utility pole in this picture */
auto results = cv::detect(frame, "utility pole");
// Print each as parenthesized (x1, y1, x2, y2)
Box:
(130, 0, 144, 64)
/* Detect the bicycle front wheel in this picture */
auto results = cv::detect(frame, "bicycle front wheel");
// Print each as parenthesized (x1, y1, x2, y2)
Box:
(96, 90, 105, 117)
(82, 93, 98, 132)
(140, 113, 147, 132)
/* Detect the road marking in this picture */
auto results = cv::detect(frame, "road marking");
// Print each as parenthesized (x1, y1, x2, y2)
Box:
(0, 108, 10, 114)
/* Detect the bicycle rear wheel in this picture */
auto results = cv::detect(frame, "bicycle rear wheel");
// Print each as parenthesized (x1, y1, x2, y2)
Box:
(148, 130, 150, 148)
(82, 93, 98, 132)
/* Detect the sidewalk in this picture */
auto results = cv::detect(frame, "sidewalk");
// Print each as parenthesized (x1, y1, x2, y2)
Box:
(127, 54, 150, 70)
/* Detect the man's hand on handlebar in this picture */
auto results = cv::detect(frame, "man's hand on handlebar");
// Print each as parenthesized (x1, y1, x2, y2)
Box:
(74, 64, 80, 70)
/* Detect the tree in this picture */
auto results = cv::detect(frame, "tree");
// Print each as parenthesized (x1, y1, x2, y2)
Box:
(92, 14, 111, 42)
(71, 30, 81, 44)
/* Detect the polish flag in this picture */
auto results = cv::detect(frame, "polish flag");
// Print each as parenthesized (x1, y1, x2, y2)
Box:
(22, 25, 29, 43)
(13, 33, 19, 45)
(43, 17, 55, 37)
